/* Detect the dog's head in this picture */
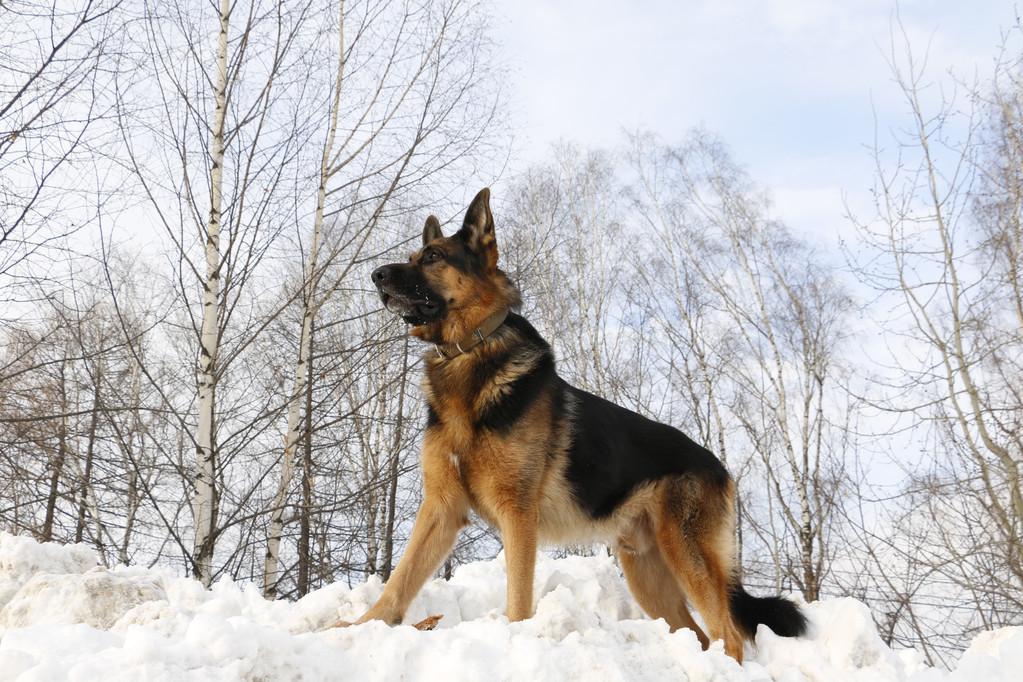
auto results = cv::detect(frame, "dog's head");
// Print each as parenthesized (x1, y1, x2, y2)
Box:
(372, 188, 521, 344)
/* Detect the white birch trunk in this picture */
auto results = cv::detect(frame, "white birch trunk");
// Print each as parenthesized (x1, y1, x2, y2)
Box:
(192, 0, 230, 588)
(262, 296, 316, 596)
(262, 0, 345, 597)
(122, 359, 143, 566)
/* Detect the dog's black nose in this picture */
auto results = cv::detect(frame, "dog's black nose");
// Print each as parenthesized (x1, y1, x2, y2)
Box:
(371, 265, 392, 285)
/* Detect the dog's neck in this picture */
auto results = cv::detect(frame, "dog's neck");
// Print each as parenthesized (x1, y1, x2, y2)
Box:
(429, 307, 509, 361)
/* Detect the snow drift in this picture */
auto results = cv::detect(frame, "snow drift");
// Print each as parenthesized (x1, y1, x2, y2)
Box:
(0, 533, 1019, 681)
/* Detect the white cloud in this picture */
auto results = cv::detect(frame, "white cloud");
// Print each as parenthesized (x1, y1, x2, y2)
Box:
(496, 0, 1013, 252)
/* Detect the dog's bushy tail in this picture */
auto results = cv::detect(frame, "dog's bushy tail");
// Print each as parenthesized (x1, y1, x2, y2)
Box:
(729, 584, 807, 638)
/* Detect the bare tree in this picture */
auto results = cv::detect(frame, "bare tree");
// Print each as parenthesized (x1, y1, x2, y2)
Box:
(260, 0, 505, 595)
(848, 21, 1023, 650)
(108, 0, 326, 585)
(502, 145, 647, 410)
(0, 0, 122, 305)
(628, 131, 851, 601)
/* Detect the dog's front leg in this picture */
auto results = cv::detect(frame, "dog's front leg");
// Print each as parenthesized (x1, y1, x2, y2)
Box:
(356, 496, 465, 624)
(356, 442, 467, 625)
(500, 509, 539, 622)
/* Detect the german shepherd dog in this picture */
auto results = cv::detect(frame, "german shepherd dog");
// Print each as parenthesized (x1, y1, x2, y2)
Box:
(360, 188, 806, 661)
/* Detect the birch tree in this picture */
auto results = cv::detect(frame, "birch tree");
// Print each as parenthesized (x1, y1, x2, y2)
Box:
(502, 145, 649, 410)
(262, 0, 505, 596)
(188, 0, 231, 589)
(628, 132, 851, 600)
(849, 23, 1023, 645)
(115, 0, 322, 585)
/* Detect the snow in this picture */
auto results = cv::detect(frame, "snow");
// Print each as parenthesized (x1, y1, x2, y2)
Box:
(0, 533, 1019, 681)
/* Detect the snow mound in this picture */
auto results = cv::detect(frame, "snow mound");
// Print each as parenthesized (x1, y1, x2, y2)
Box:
(0, 532, 1015, 682)
(1, 570, 166, 630)
(0, 534, 97, 610)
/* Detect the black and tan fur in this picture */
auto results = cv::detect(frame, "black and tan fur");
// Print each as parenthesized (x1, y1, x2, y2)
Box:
(359, 188, 806, 661)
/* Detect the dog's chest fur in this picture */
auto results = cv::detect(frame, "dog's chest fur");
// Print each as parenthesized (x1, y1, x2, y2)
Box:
(420, 353, 654, 546)
(420, 325, 564, 522)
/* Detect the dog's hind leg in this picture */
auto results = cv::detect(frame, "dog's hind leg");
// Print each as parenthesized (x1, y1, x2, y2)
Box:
(618, 543, 709, 648)
(653, 476, 746, 662)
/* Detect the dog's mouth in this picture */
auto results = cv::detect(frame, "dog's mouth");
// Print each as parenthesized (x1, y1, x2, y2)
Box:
(379, 290, 444, 326)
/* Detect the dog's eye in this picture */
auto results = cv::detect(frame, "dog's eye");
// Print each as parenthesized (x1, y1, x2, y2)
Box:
(424, 249, 442, 263)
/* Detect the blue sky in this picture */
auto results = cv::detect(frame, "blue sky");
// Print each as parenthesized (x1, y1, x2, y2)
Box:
(495, 0, 1015, 245)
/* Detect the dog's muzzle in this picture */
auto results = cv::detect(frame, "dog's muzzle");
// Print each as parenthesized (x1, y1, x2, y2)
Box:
(372, 264, 444, 325)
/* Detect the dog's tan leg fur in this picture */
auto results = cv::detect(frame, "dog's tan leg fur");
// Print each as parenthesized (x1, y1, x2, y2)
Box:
(500, 509, 539, 621)
(654, 478, 745, 661)
(655, 529, 744, 660)
(619, 545, 710, 648)
(357, 437, 468, 625)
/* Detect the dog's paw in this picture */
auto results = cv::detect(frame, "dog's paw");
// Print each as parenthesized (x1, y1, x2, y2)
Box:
(413, 614, 442, 631)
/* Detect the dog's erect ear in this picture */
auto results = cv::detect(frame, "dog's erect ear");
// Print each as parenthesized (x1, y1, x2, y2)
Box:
(457, 187, 497, 270)
(422, 215, 443, 245)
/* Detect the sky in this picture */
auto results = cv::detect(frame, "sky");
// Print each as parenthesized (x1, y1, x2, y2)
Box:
(494, 0, 1016, 247)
